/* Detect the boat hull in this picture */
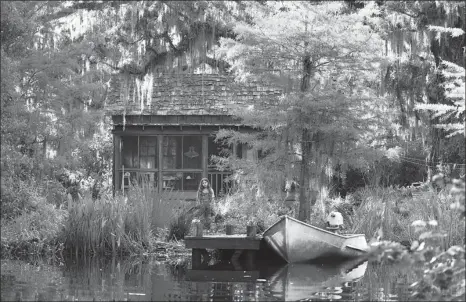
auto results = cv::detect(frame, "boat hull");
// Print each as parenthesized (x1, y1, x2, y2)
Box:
(263, 215, 368, 263)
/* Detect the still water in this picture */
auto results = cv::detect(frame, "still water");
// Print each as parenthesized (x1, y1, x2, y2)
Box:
(1, 255, 416, 301)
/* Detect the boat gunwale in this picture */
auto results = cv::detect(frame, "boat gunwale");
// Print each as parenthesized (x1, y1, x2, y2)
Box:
(262, 215, 366, 239)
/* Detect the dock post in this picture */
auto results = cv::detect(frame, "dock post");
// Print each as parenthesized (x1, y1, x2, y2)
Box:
(195, 222, 203, 237)
(245, 225, 257, 269)
(192, 249, 202, 269)
(226, 224, 234, 235)
(244, 250, 255, 270)
(246, 225, 256, 237)
(192, 223, 204, 269)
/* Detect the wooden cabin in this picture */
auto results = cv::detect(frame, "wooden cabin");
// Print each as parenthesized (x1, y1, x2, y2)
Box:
(106, 73, 281, 200)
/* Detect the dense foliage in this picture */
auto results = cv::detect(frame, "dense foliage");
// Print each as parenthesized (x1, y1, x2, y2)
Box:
(212, 0, 465, 219)
(0, 3, 464, 299)
(214, 1, 392, 221)
(1, 1, 113, 220)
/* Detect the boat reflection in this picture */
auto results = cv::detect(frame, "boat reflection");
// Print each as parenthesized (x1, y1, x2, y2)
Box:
(186, 258, 368, 301)
(267, 259, 368, 300)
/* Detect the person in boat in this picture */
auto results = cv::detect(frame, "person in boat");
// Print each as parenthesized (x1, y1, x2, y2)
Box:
(197, 178, 215, 230)
(326, 211, 344, 234)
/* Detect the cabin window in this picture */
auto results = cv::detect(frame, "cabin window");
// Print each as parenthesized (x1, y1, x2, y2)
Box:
(120, 136, 158, 190)
(162, 136, 202, 170)
(122, 137, 139, 168)
(162, 135, 203, 191)
(121, 136, 158, 169)
(139, 137, 157, 169)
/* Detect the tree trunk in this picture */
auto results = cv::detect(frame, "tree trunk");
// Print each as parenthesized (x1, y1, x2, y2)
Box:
(428, 127, 441, 180)
(297, 53, 313, 222)
(298, 129, 312, 222)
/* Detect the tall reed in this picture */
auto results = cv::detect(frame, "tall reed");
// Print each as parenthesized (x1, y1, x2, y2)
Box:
(345, 186, 464, 245)
(63, 181, 184, 256)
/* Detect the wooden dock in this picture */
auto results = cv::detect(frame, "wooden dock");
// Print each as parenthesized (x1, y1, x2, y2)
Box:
(185, 234, 262, 250)
(184, 224, 262, 269)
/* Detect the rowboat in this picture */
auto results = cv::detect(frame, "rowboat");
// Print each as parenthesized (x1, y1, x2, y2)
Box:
(262, 215, 368, 263)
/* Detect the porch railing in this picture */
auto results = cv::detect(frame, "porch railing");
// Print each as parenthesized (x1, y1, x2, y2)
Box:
(119, 167, 235, 197)
(208, 171, 234, 198)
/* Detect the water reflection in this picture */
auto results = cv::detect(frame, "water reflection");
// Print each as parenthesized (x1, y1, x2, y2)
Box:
(1, 255, 413, 301)
(267, 260, 367, 301)
(186, 258, 368, 301)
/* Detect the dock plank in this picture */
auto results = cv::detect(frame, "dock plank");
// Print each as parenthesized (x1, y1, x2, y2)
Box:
(185, 235, 262, 250)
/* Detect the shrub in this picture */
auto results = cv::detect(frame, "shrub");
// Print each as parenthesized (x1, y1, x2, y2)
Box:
(42, 178, 67, 208)
(216, 190, 281, 234)
(1, 197, 68, 256)
(0, 177, 44, 220)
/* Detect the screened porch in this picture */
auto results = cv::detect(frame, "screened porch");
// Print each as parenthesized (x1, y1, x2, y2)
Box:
(113, 131, 250, 199)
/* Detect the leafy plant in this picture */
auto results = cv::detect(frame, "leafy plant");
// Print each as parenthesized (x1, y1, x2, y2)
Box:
(367, 175, 465, 300)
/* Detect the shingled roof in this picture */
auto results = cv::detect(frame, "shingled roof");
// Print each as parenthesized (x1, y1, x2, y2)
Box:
(105, 73, 282, 116)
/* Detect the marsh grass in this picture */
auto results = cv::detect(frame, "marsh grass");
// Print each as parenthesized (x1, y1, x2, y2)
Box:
(327, 186, 465, 245)
(63, 181, 186, 256)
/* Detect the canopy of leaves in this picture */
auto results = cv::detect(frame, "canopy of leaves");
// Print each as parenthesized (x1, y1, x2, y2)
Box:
(213, 1, 391, 197)
(371, 1, 465, 169)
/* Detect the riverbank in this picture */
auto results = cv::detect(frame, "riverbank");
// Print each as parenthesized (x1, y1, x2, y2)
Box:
(2, 178, 463, 263)
(1, 235, 191, 262)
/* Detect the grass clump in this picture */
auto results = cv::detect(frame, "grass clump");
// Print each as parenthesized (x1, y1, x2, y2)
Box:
(339, 184, 464, 246)
(364, 177, 465, 301)
(63, 182, 186, 257)
(319, 181, 464, 247)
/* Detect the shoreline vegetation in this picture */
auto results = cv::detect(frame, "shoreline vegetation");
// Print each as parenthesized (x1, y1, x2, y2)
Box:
(1, 2, 464, 301)
(1, 175, 463, 254)
(1, 175, 464, 300)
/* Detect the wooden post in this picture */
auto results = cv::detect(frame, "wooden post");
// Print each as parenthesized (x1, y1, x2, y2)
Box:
(246, 225, 256, 237)
(157, 135, 163, 192)
(114, 135, 121, 194)
(202, 135, 208, 179)
(226, 224, 234, 235)
(195, 222, 203, 237)
(192, 249, 202, 269)
(245, 250, 255, 271)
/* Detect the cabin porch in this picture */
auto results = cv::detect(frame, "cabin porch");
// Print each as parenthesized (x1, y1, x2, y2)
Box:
(112, 115, 256, 200)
